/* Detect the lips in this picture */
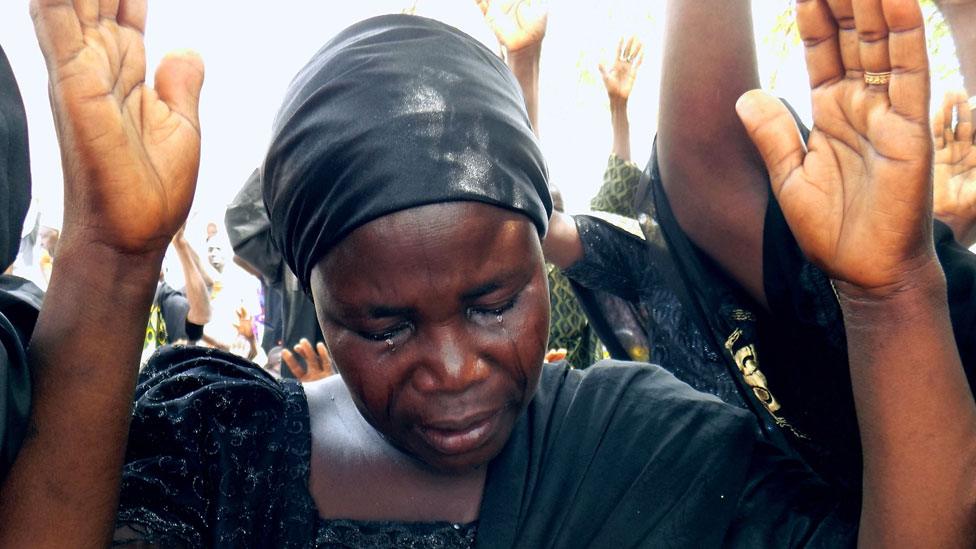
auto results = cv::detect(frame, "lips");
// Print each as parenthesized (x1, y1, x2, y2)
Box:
(417, 408, 503, 456)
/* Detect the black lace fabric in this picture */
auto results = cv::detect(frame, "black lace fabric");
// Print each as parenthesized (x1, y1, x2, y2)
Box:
(315, 519, 476, 548)
(564, 216, 746, 407)
(113, 346, 479, 548)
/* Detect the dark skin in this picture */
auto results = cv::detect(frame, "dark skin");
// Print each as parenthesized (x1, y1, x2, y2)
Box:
(303, 202, 549, 521)
(7, 0, 975, 545)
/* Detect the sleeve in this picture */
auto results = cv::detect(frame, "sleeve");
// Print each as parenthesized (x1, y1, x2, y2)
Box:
(562, 216, 648, 302)
(157, 283, 190, 343)
(723, 438, 859, 548)
(114, 346, 315, 548)
(763, 192, 976, 393)
(589, 154, 642, 216)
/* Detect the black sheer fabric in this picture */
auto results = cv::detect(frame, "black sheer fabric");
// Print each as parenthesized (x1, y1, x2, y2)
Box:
(116, 347, 858, 548)
(563, 216, 747, 408)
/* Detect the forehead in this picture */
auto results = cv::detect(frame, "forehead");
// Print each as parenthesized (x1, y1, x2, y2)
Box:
(311, 202, 541, 303)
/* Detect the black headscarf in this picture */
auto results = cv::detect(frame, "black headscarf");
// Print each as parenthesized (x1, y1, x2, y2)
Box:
(262, 14, 551, 290)
(0, 46, 30, 270)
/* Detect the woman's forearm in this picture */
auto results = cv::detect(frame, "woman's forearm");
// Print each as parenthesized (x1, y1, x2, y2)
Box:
(507, 43, 542, 137)
(610, 98, 632, 162)
(0, 240, 164, 547)
(174, 239, 212, 325)
(840, 264, 976, 547)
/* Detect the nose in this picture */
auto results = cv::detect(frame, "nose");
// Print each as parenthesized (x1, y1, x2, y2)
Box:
(414, 323, 489, 394)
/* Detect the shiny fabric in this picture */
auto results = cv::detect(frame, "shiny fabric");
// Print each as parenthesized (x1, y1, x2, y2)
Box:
(115, 346, 858, 548)
(0, 45, 30, 270)
(0, 275, 42, 481)
(263, 14, 551, 290)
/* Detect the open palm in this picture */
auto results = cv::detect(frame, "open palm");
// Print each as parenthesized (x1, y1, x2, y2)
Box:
(478, 0, 548, 52)
(932, 91, 976, 246)
(599, 36, 644, 102)
(31, 0, 204, 255)
(737, 0, 934, 294)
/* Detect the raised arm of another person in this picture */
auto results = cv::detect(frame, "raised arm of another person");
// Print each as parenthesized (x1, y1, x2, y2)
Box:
(480, 0, 548, 135)
(934, 0, 976, 95)
(735, 0, 976, 544)
(0, 0, 203, 545)
(932, 90, 976, 247)
(172, 224, 211, 329)
(599, 36, 644, 162)
(657, 0, 769, 305)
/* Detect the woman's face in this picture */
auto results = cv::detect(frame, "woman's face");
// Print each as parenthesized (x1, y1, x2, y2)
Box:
(310, 202, 549, 473)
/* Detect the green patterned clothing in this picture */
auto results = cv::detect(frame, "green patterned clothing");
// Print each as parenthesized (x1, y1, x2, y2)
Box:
(590, 154, 643, 216)
(547, 264, 602, 369)
(546, 155, 643, 368)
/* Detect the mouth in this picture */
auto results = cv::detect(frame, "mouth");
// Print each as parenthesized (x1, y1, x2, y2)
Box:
(416, 408, 504, 456)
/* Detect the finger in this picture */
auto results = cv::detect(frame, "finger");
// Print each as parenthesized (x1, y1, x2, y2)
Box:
(625, 36, 636, 60)
(798, 0, 845, 88)
(736, 90, 808, 197)
(956, 91, 973, 143)
(117, 0, 146, 33)
(598, 62, 607, 79)
(853, 0, 891, 90)
(932, 98, 946, 149)
(99, 0, 120, 20)
(826, 0, 862, 76)
(882, 0, 928, 121)
(943, 92, 956, 144)
(281, 349, 307, 379)
(154, 50, 205, 133)
(316, 342, 334, 376)
(30, 0, 84, 67)
(633, 48, 645, 71)
(71, 0, 98, 27)
(616, 36, 624, 60)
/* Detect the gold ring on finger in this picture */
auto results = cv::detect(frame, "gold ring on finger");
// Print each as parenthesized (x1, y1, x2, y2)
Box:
(864, 71, 892, 86)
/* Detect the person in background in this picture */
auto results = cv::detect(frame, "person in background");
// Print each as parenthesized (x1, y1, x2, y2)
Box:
(224, 168, 325, 376)
(932, 89, 976, 248)
(0, 43, 42, 485)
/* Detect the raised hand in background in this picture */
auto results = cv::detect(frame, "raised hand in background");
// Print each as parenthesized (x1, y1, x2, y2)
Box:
(932, 90, 976, 247)
(283, 338, 334, 383)
(477, 0, 548, 53)
(599, 36, 644, 103)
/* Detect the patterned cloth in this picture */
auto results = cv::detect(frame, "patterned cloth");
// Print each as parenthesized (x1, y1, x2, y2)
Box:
(546, 154, 644, 368)
(590, 154, 642, 216)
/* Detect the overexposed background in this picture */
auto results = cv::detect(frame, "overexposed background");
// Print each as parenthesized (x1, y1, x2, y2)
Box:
(0, 0, 964, 234)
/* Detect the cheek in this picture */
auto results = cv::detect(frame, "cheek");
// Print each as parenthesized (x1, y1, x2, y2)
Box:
(322, 329, 403, 425)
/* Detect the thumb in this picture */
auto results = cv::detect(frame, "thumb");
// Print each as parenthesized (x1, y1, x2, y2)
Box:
(735, 90, 806, 198)
(155, 50, 205, 133)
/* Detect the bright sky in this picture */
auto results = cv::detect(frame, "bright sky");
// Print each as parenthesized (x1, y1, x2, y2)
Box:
(0, 1, 964, 239)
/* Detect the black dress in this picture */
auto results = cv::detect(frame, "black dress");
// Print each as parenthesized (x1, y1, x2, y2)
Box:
(115, 346, 857, 548)
(563, 123, 976, 496)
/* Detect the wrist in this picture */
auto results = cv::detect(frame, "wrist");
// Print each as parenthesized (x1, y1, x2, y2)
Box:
(834, 260, 948, 327)
(609, 97, 629, 112)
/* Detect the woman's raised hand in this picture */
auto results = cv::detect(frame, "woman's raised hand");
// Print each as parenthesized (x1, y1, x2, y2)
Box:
(599, 36, 644, 103)
(736, 0, 935, 296)
(932, 90, 976, 247)
(477, 0, 548, 53)
(30, 0, 204, 256)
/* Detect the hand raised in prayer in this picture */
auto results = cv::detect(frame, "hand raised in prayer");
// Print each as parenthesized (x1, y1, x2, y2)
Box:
(599, 37, 644, 103)
(283, 338, 334, 383)
(932, 90, 976, 247)
(736, 0, 937, 297)
(477, 0, 548, 53)
(233, 306, 255, 340)
(30, 0, 204, 257)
